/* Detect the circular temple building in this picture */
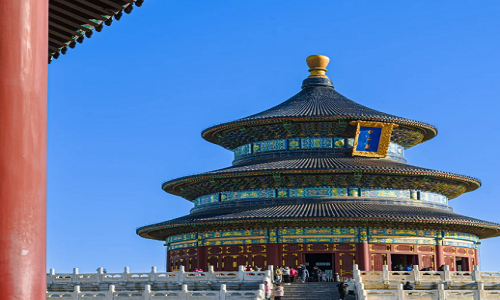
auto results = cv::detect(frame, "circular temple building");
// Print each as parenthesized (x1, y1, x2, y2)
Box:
(137, 55, 500, 277)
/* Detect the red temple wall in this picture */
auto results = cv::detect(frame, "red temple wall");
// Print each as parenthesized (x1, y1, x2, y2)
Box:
(167, 242, 477, 274)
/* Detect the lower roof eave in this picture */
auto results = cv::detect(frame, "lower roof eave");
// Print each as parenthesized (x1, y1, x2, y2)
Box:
(137, 217, 500, 241)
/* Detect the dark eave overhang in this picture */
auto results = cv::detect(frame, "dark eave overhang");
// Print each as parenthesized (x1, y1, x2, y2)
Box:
(48, 0, 145, 63)
(136, 203, 500, 240)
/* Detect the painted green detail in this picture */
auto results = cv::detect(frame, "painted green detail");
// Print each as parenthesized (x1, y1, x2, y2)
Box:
(164, 227, 478, 250)
(193, 187, 448, 207)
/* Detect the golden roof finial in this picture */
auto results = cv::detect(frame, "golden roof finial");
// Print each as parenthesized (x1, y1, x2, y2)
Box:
(306, 55, 330, 78)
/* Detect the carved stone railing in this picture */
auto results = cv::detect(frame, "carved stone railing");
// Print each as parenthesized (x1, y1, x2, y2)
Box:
(353, 264, 500, 300)
(355, 285, 500, 300)
(47, 265, 272, 286)
(46, 283, 265, 300)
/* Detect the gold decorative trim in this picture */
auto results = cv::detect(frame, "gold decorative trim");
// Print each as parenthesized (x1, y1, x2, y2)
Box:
(334, 244, 356, 251)
(350, 121, 398, 158)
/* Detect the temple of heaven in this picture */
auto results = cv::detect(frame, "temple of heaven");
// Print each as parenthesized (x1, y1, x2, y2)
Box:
(137, 55, 500, 277)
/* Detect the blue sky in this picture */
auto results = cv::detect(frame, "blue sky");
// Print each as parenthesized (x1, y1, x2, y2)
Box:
(48, 1, 500, 272)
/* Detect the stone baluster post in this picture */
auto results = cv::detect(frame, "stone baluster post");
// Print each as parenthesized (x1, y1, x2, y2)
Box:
(74, 285, 80, 300)
(238, 265, 245, 282)
(178, 265, 185, 283)
(73, 268, 79, 284)
(438, 283, 445, 299)
(360, 282, 367, 300)
(353, 265, 362, 300)
(382, 265, 390, 286)
(143, 283, 151, 300)
(220, 283, 227, 300)
(356, 280, 364, 300)
(443, 265, 451, 283)
(124, 267, 130, 283)
(181, 284, 188, 300)
(151, 266, 157, 282)
(259, 283, 265, 300)
(472, 265, 481, 283)
(413, 265, 420, 285)
(107, 285, 115, 300)
(48, 269, 55, 285)
(353, 264, 359, 281)
(97, 267, 104, 282)
(207, 265, 215, 281)
(478, 281, 485, 299)
(397, 283, 404, 300)
(268, 265, 274, 282)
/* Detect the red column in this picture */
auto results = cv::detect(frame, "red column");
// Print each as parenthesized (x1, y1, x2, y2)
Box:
(267, 244, 279, 267)
(0, 1, 48, 299)
(358, 243, 370, 271)
(166, 249, 171, 271)
(436, 245, 445, 269)
(474, 248, 479, 268)
(198, 246, 207, 270)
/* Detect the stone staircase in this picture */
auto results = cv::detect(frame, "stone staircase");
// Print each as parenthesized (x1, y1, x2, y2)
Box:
(280, 282, 353, 300)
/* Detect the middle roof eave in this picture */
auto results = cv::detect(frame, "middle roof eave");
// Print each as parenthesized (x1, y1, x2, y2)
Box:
(162, 157, 481, 199)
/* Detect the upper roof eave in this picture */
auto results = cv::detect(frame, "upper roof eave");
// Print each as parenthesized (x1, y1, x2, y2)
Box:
(201, 86, 438, 147)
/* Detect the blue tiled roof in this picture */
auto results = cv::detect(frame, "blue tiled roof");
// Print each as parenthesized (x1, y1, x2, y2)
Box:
(137, 202, 500, 240)
(202, 86, 437, 145)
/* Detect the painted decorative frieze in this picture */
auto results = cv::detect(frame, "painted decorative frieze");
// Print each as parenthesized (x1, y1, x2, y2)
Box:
(194, 187, 448, 208)
(164, 228, 479, 250)
(232, 137, 404, 159)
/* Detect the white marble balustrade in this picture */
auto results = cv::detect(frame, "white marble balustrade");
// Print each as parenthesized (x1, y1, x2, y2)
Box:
(46, 283, 265, 300)
(353, 264, 500, 300)
(47, 265, 272, 285)
(356, 284, 500, 300)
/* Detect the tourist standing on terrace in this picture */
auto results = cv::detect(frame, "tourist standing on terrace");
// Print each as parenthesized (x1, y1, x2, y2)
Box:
(282, 266, 291, 285)
(264, 281, 271, 300)
(275, 267, 282, 283)
(273, 284, 284, 300)
(297, 264, 306, 283)
(312, 266, 322, 282)
(290, 267, 297, 282)
(403, 281, 414, 290)
(337, 282, 348, 300)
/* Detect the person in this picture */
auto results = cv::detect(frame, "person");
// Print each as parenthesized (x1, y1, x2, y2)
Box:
(345, 278, 355, 295)
(312, 266, 322, 282)
(304, 267, 310, 282)
(320, 271, 326, 282)
(438, 265, 445, 271)
(337, 282, 348, 300)
(297, 264, 306, 283)
(253, 265, 261, 271)
(275, 267, 282, 283)
(403, 281, 414, 290)
(289, 267, 297, 282)
(282, 266, 291, 285)
(264, 281, 271, 300)
(273, 283, 284, 300)
(246, 265, 252, 271)
(405, 264, 413, 271)
(194, 268, 203, 276)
